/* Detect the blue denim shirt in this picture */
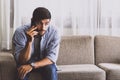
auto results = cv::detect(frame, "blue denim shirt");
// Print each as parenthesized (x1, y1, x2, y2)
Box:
(12, 24, 61, 64)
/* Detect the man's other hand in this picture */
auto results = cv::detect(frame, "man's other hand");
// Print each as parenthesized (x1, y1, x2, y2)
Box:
(17, 64, 33, 80)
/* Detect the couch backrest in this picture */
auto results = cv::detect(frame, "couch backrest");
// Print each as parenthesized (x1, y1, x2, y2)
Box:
(57, 35, 94, 65)
(95, 35, 120, 65)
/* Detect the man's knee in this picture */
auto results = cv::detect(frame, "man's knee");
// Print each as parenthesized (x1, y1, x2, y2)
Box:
(41, 64, 58, 80)
(43, 64, 57, 73)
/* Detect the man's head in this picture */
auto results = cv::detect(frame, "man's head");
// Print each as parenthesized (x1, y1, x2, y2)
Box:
(31, 7, 51, 35)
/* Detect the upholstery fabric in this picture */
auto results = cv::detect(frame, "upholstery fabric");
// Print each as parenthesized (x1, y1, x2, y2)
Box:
(98, 63, 120, 80)
(2, 35, 118, 80)
(0, 52, 14, 61)
(94, 35, 120, 65)
(0, 53, 16, 80)
(58, 64, 105, 80)
(57, 36, 94, 65)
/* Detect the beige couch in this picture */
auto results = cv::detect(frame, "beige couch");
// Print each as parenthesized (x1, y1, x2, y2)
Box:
(0, 35, 120, 80)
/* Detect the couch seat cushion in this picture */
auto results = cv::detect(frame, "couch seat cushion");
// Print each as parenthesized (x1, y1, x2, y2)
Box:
(98, 63, 120, 80)
(57, 64, 105, 80)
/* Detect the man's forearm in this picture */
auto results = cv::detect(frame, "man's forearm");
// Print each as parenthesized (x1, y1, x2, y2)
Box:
(19, 41, 33, 64)
(33, 58, 53, 69)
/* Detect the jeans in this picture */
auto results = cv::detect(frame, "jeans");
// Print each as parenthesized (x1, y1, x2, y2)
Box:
(17, 64, 58, 80)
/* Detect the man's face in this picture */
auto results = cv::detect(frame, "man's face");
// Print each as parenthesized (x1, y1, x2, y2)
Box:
(35, 19, 50, 35)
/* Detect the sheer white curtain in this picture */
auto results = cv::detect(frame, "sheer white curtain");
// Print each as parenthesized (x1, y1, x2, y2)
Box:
(1, 0, 120, 50)
(0, 0, 11, 50)
(99, 0, 120, 36)
(13, 0, 64, 33)
(13, 0, 98, 36)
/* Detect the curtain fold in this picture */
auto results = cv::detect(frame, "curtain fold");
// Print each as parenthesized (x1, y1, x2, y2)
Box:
(0, 0, 11, 50)
(99, 0, 120, 36)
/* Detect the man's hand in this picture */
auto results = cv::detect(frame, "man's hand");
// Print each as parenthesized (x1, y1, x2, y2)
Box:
(17, 64, 33, 80)
(26, 26, 38, 42)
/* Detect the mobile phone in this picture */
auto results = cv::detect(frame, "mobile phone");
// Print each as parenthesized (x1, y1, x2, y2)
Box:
(31, 18, 37, 26)
(34, 28, 39, 32)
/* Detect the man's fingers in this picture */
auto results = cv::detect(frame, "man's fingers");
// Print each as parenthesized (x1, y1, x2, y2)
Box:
(17, 66, 26, 79)
(18, 68, 27, 80)
(22, 71, 29, 79)
(32, 31, 39, 36)
(17, 65, 33, 79)
(21, 70, 28, 79)
(18, 68, 23, 79)
(26, 27, 37, 34)
(29, 26, 37, 33)
(26, 27, 38, 38)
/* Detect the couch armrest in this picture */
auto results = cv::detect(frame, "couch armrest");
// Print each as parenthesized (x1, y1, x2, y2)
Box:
(0, 53, 17, 80)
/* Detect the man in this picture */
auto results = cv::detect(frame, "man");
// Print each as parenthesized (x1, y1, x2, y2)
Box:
(12, 7, 60, 80)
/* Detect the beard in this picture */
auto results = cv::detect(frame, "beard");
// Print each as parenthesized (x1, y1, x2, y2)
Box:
(35, 28, 47, 36)
(39, 30, 46, 36)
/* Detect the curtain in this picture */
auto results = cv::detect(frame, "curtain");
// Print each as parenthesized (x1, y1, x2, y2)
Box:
(1, 0, 120, 50)
(0, 0, 11, 50)
(99, 0, 120, 36)
(13, 0, 98, 36)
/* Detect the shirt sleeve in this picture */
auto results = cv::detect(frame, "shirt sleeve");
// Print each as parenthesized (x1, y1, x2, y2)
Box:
(46, 30, 61, 63)
(12, 29, 26, 63)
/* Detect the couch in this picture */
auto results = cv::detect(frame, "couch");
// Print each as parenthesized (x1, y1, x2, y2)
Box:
(0, 35, 120, 80)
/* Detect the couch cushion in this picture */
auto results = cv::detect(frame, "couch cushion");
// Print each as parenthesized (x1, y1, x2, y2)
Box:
(57, 36, 94, 65)
(98, 63, 120, 80)
(57, 64, 105, 80)
(94, 35, 120, 65)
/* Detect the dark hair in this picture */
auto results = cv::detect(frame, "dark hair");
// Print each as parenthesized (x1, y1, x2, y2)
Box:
(31, 7, 51, 26)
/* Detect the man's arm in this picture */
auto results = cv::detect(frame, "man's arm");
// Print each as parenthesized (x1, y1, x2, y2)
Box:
(18, 41, 33, 64)
(18, 26, 38, 64)
(31, 30, 60, 69)
(13, 26, 38, 65)
(32, 58, 53, 69)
